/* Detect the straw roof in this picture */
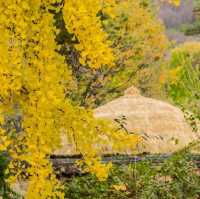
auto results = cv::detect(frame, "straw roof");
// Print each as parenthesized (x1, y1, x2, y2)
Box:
(94, 87, 197, 153)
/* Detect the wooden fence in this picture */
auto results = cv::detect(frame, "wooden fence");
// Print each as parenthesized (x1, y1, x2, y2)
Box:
(50, 154, 200, 177)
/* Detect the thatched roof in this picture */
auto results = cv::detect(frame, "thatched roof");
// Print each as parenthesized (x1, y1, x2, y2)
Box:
(94, 87, 197, 154)
(54, 87, 197, 155)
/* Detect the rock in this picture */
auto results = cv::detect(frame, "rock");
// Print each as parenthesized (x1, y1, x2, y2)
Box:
(94, 87, 197, 154)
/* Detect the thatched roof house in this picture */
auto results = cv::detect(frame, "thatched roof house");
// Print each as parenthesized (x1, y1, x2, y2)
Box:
(54, 87, 197, 155)
(94, 87, 197, 153)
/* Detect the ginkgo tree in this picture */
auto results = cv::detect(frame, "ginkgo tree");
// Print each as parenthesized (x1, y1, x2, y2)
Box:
(0, 0, 179, 198)
(58, 0, 179, 108)
(0, 0, 140, 198)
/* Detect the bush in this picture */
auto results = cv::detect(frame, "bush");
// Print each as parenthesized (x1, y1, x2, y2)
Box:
(0, 153, 20, 199)
(64, 150, 200, 199)
(164, 42, 200, 125)
(180, 21, 200, 35)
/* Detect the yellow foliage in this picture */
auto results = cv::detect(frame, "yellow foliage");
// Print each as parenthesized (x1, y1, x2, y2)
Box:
(63, 0, 115, 69)
(168, 66, 182, 84)
(97, 0, 169, 101)
(0, 0, 180, 197)
(167, 0, 181, 6)
(161, 0, 181, 6)
(0, 0, 140, 198)
(161, 42, 200, 86)
(112, 0, 169, 65)
(171, 42, 200, 56)
(79, 157, 113, 181)
(112, 183, 127, 191)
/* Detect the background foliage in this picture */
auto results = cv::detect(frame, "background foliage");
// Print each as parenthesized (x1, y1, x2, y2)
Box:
(56, 0, 169, 108)
(4, 0, 200, 198)
(64, 149, 200, 199)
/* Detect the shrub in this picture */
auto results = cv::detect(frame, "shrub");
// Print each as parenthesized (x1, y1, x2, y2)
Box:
(0, 153, 20, 199)
(163, 42, 200, 128)
(64, 150, 200, 199)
